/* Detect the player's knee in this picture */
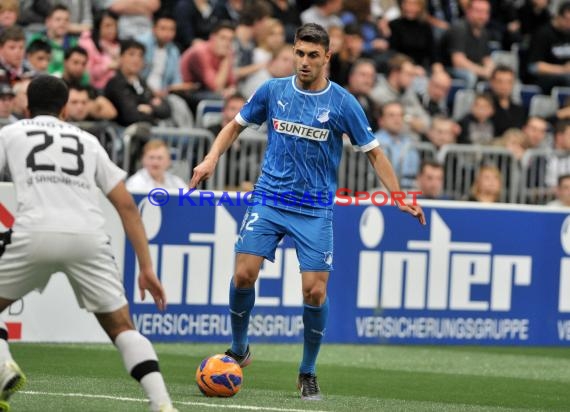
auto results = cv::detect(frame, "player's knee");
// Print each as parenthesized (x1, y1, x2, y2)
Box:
(234, 269, 257, 288)
(303, 286, 326, 306)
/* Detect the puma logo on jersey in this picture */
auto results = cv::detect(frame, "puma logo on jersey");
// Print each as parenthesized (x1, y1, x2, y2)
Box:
(277, 100, 288, 110)
(272, 118, 329, 141)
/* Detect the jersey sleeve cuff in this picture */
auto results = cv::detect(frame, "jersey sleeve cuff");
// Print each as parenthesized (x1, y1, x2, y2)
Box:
(235, 113, 250, 127)
(352, 139, 379, 152)
(103, 169, 128, 195)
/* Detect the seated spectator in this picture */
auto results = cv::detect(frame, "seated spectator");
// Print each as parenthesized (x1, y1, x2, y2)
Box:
(126, 139, 187, 192)
(489, 65, 526, 136)
(27, 4, 79, 77)
(439, 0, 494, 88)
(267, 0, 303, 43)
(79, 9, 120, 91)
(25, 39, 52, 74)
(518, 0, 552, 44)
(327, 25, 344, 55)
(467, 164, 502, 202)
(213, 0, 244, 25)
(207, 93, 246, 136)
(104, 39, 171, 127)
(374, 101, 420, 188)
(389, 0, 435, 72)
(492, 128, 529, 162)
(328, 24, 367, 87)
(65, 85, 91, 122)
(371, 53, 431, 135)
(415, 160, 451, 199)
(417, 68, 452, 117)
(253, 18, 286, 65)
(0, 83, 16, 123)
(346, 58, 379, 132)
(0, 0, 18, 35)
(101, 0, 159, 40)
(423, 115, 457, 148)
(523, 116, 551, 149)
(426, 0, 463, 38)
(0, 26, 34, 85)
(11, 79, 30, 119)
(62, 46, 91, 86)
(137, 12, 195, 128)
(179, 21, 237, 112)
(546, 120, 570, 187)
(527, 2, 570, 93)
(62, 47, 117, 121)
(138, 13, 195, 97)
(233, 4, 272, 88)
(67, 83, 117, 122)
(458, 93, 495, 144)
(239, 44, 294, 99)
(547, 174, 570, 207)
(64, 0, 93, 35)
(341, 0, 389, 61)
(174, 0, 218, 50)
(301, 0, 344, 31)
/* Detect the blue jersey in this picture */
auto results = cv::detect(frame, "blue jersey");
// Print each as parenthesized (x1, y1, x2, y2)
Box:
(236, 76, 379, 217)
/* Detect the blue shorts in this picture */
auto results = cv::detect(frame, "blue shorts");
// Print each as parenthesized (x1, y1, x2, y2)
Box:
(235, 203, 334, 272)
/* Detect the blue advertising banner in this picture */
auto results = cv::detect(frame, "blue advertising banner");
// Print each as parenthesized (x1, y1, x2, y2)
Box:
(123, 192, 570, 346)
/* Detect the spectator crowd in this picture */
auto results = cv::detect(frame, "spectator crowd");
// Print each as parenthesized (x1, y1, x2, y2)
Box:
(1, 0, 570, 207)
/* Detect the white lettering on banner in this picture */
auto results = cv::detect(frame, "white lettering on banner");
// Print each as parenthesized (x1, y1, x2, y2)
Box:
(135, 203, 302, 306)
(355, 316, 529, 340)
(133, 313, 303, 337)
(557, 320, 570, 340)
(559, 258, 570, 312)
(357, 209, 532, 311)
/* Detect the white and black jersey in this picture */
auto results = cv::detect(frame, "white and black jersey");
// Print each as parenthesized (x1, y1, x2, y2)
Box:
(0, 115, 126, 234)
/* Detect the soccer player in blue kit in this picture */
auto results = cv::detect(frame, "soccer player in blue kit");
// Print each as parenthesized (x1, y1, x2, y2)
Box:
(190, 23, 426, 400)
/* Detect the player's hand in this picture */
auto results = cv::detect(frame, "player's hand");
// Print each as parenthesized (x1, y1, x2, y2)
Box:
(138, 269, 167, 311)
(189, 157, 217, 189)
(397, 201, 426, 226)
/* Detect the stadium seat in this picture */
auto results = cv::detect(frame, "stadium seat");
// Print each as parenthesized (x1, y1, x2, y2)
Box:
(452, 89, 475, 121)
(551, 86, 570, 108)
(491, 50, 519, 76)
(195, 99, 224, 128)
(447, 78, 466, 110)
(528, 95, 559, 118)
(518, 84, 542, 109)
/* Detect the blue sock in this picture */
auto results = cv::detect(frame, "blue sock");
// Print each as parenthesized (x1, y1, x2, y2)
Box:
(299, 297, 329, 375)
(229, 277, 255, 355)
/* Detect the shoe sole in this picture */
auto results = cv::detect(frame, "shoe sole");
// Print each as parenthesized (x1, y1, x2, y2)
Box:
(1, 363, 26, 402)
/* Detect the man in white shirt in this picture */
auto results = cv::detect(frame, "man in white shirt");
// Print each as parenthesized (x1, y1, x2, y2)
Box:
(126, 139, 186, 192)
(0, 75, 177, 412)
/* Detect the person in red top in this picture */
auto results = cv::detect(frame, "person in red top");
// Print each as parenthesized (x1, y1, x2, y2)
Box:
(179, 21, 236, 112)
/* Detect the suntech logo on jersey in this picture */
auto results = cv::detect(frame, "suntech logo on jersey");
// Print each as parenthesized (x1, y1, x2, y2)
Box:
(272, 118, 329, 141)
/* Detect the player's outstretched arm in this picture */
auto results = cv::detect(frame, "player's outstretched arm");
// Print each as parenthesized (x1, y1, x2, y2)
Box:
(189, 119, 245, 188)
(366, 147, 426, 226)
(107, 181, 167, 311)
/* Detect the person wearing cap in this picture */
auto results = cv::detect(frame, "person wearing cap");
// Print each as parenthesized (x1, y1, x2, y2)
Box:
(0, 83, 16, 123)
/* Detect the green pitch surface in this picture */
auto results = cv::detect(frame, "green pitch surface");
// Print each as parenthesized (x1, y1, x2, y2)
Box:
(7, 343, 570, 411)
